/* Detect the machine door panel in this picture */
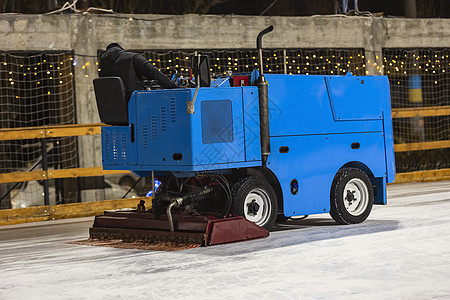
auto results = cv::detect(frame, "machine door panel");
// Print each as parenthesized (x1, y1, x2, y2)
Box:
(267, 132, 386, 216)
(266, 75, 332, 136)
(326, 75, 384, 121)
(191, 87, 246, 166)
(135, 90, 193, 166)
(264, 74, 384, 136)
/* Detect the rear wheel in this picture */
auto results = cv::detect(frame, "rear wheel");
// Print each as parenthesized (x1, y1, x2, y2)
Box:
(330, 168, 374, 225)
(231, 177, 278, 230)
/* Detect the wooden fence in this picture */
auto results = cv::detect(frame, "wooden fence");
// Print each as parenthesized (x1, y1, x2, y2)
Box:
(0, 123, 143, 225)
(0, 106, 449, 224)
(392, 105, 450, 153)
(0, 124, 130, 184)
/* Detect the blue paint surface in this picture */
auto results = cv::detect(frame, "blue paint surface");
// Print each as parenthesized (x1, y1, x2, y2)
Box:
(268, 132, 386, 216)
(101, 73, 395, 217)
(103, 86, 261, 172)
(201, 100, 233, 144)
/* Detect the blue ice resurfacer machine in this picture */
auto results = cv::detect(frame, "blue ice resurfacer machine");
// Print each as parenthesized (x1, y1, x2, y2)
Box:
(90, 26, 395, 247)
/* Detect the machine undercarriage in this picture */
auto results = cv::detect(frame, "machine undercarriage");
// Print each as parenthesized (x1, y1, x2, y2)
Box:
(89, 173, 270, 249)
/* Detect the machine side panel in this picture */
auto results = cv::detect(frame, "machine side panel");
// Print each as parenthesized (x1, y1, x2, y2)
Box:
(267, 132, 386, 217)
(101, 125, 137, 168)
(242, 87, 262, 163)
(265, 75, 383, 136)
(134, 90, 193, 166)
(191, 88, 246, 166)
(125, 87, 252, 172)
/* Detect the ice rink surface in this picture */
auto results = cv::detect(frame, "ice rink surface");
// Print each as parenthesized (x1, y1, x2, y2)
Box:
(1, 180, 449, 299)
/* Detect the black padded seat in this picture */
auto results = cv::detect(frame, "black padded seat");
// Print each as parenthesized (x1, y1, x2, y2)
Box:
(93, 76, 128, 125)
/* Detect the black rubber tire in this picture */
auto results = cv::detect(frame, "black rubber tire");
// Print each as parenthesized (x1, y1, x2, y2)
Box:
(231, 177, 278, 230)
(330, 168, 374, 225)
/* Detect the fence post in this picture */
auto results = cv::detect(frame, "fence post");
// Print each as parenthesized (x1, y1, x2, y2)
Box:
(41, 138, 50, 206)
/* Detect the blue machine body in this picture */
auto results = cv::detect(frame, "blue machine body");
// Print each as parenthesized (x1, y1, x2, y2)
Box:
(102, 86, 261, 171)
(102, 73, 395, 218)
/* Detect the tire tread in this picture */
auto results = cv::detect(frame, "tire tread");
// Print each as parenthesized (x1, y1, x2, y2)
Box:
(330, 167, 374, 225)
(231, 176, 278, 230)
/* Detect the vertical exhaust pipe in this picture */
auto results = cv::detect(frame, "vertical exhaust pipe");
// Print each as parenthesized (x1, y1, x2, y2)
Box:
(256, 25, 273, 165)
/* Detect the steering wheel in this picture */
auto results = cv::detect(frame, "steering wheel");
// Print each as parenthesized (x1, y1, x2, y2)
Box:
(142, 79, 158, 90)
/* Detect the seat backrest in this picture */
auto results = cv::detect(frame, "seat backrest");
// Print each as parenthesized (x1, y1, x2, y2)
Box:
(93, 76, 128, 125)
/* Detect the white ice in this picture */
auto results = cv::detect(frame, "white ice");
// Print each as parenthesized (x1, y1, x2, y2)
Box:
(0, 180, 449, 299)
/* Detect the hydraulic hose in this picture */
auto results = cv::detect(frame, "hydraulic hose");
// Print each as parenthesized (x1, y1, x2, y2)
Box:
(165, 186, 213, 232)
(166, 197, 183, 232)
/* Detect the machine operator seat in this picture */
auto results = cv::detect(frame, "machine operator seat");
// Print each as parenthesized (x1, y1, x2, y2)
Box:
(93, 76, 128, 126)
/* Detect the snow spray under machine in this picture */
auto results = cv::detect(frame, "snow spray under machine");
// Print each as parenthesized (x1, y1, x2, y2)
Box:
(90, 25, 396, 249)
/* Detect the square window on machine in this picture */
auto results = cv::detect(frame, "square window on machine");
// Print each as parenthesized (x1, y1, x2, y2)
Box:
(201, 100, 233, 144)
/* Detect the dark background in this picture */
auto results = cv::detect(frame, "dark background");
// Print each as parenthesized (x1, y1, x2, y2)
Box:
(1, 0, 449, 18)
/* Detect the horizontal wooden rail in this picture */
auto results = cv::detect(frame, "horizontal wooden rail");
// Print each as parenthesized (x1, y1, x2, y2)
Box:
(0, 196, 151, 226)
(47, 167, 130, 179)
(0, 167, 130, 184)
(394, 168, 450, 184)
(0, 170, 47, 183)
(394, 140, 450, 152)
(0, 123, 103, 141)
(0, 124, 124, 184)
(392, 105, 450, 118)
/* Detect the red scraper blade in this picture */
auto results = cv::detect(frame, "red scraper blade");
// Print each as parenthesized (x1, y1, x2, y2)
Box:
(206, 215, 269, 246)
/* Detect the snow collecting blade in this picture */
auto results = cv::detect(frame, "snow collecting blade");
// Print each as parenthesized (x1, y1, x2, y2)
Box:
(76, 209, 269, 251)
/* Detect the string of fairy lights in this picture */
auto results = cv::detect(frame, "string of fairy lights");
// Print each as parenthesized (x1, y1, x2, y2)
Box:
(384, 53, 449, 76)
(138, 49, 367, 76)
(383, 49, 450, 108)
(0, 52, 75, 128)
(3, 49, 445, 90)
(384, 49, 449, 91)
(0, 52, 78, 179)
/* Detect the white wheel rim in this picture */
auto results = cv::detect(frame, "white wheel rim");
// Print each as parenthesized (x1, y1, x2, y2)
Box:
(244, 188, 271, 226)
(343, 178, 369, 216)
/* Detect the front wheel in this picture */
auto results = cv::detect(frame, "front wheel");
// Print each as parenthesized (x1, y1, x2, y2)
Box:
(231, 177, 278, 230)
(330, 168, 374, 225)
